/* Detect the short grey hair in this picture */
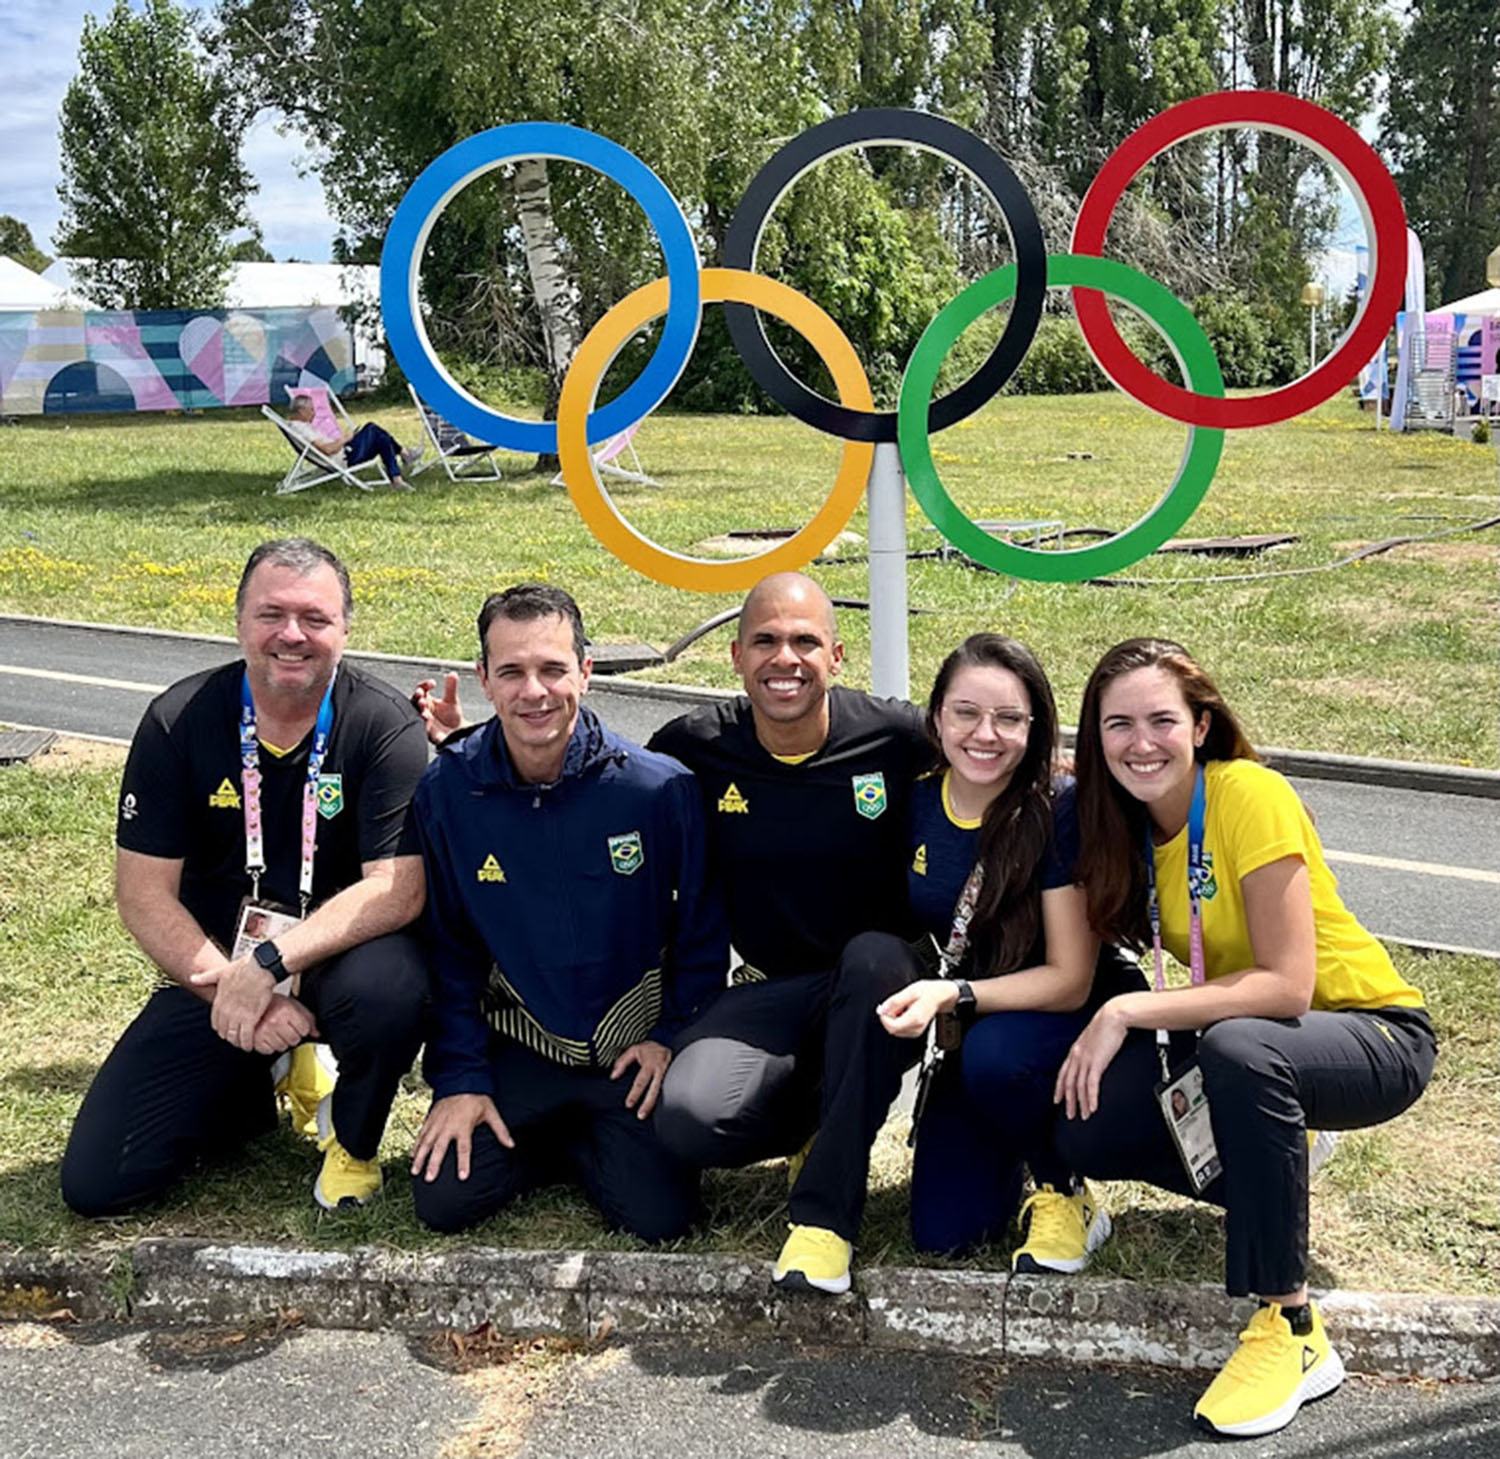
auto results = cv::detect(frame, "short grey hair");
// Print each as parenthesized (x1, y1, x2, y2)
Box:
(236, 538, 354, 623)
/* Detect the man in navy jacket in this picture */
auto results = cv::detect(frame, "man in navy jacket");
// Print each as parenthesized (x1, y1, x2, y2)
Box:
(407, 584, 726, 1240)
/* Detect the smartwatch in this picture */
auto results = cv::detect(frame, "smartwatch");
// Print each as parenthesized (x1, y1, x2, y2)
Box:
(952, 978, 977, 1018)
(253, 939, 289, 982)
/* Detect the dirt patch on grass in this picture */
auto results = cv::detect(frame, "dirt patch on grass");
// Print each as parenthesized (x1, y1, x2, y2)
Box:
(1395, 540, 1499, 566)
(1281, 676, 1426, 710)
(31, 737, 128, 773)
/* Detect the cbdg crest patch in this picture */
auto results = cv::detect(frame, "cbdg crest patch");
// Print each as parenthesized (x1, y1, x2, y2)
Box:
(315, 774, 344, 820)
(852, 772, 888, 820)
(608, 831, 644, 876)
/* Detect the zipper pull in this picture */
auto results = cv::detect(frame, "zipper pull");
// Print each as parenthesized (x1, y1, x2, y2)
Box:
(533, 791, 541, 809)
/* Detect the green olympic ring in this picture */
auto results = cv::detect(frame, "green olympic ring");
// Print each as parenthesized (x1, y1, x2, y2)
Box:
(898, 253, 1226, 582)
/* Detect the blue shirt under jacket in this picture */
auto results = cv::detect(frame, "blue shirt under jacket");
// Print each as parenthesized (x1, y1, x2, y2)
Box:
(411, 705, 728, 1100)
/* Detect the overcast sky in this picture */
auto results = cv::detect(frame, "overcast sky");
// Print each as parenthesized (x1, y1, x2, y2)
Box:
(0, 0, 338, 262)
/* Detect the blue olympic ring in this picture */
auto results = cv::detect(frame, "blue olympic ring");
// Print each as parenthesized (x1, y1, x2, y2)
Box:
(380, 122, 701, 454)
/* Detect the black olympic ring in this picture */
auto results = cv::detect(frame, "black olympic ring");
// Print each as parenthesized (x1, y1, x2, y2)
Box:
(721, 108, 1047, 444)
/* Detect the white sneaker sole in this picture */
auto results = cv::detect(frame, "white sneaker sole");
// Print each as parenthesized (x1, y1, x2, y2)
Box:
(1195, 1346, 1346, 1437)
(1013, 1206, 1113, 1275)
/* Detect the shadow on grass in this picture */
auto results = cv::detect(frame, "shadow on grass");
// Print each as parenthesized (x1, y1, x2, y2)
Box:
(1, 1059, 98, 1096)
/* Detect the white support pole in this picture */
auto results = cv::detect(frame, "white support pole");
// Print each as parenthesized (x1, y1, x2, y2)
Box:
(867, 440, 909, 701)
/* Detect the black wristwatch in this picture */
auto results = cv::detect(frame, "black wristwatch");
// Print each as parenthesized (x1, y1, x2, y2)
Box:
(951, 978, 977, 1018)
(253, 939, 289, 982)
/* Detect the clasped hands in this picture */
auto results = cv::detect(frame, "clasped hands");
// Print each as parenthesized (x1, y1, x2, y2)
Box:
(190, 958, 317, 1055)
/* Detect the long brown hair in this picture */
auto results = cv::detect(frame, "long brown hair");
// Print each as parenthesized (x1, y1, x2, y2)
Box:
(927, 634, 1059, 976)
(1074, 638, 1258, 946)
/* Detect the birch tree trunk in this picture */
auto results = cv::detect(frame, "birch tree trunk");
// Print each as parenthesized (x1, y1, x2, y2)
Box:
(513, 156, 580, 472)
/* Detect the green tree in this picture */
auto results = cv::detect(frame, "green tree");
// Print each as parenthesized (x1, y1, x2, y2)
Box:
(58, 0, 252, 310)
(0, 216, 52, 275)
(1382, 0, 1500, 303)
(228, 227, 274, 262)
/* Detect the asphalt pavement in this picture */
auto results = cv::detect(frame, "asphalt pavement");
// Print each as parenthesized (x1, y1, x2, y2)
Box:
(2, 614, 1497, 955)
(1, 1324, 1495, 1459)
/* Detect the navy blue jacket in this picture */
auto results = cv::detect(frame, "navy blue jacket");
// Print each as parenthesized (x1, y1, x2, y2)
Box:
(412, 705, 727, 1100)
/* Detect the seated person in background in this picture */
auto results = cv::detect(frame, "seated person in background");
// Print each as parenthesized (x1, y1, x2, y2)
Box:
(62, 537, 430, 1215)
(874, 634, 1141, 1278)
(408, 585, 726, 1242)
(284, 395, 424, 490)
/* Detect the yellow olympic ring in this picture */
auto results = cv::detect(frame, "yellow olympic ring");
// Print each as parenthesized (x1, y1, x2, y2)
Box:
(557, 267, 875, 592)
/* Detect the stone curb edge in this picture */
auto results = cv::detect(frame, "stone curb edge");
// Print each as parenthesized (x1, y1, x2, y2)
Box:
(3, 1242, 1496, 1382)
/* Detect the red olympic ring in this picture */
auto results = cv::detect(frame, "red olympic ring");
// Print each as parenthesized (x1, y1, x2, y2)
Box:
(1071, 91, 1406, 430)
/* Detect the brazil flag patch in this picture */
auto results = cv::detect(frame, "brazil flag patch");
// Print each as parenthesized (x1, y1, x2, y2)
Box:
(608, 831, 644, 876)
(852, 772, 888, 820)
(315, 774, 344, 820)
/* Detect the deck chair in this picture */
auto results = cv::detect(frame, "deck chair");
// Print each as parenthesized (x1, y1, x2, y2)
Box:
(262, 404, 388, 494)
(408, 384, 506, 481)
(551, 418, 659, 488)
(284, 383, 352, 441)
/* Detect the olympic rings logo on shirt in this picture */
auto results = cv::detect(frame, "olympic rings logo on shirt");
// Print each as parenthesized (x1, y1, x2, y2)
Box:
(381, 93, 1406, 589)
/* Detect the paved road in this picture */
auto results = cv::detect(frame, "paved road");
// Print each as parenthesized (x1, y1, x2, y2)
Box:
(2, 615, 1497, 955)
(1, 1323, 1494, 1459)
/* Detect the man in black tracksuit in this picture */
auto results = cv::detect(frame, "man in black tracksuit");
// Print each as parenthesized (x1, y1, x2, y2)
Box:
(649, 572, 931, 1292)
(408, 585, 726, 1240)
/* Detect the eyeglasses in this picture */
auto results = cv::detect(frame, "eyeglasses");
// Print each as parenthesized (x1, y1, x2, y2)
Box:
(943, 702, 1033, 737)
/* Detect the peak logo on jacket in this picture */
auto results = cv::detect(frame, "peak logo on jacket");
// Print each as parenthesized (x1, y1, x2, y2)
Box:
(209, 777, 241, 810)
(718, 782, 749, 815)
(477, 854, 507, 883)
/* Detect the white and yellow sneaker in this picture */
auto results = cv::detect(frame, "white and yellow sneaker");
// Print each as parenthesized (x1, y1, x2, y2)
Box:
(313, 1095, 382, 1210)
(1194, 1301, 1345, 1437)
(1012, 1181, 1111, 1274)
(772, 1224, 852, 1295)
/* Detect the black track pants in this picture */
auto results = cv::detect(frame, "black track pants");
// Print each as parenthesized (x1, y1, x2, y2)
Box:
(1054, 1005, 1436, 1296)
(412, 1040, 699, 1243)
(653, 931, 923, 1242)
(61, 932, 428, 1217)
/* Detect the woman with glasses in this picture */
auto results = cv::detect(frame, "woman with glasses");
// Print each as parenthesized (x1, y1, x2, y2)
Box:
(1054, 638, 1434, 1438)
(871, 634, 1139, 1271)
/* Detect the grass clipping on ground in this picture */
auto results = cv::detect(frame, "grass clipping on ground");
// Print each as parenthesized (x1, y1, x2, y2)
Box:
(2, 748, 1495, 1297)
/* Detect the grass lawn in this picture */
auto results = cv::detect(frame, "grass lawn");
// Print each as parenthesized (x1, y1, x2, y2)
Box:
(2, 747, 1495, 1296)
(0, 389, 1495, 764)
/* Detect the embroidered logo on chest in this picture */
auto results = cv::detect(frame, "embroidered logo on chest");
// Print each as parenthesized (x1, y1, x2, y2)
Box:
(912, 843, 927, 876)
(608, 831, 644, 876)
(477, 854, 507, 883)
(718, 782, 749, 814)
(209, 777, 241, 810)
(315, 774, 343, 820)
(852, 772, 887, 820)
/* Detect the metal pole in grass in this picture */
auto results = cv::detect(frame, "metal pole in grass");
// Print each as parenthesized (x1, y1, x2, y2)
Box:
(1302, 280, 1325, 368)
(867, 442, 910, 700)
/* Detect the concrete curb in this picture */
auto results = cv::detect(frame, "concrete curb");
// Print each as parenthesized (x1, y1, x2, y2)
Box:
(6, 613, 1496, 797)
(4, 1242, 1496, 1382)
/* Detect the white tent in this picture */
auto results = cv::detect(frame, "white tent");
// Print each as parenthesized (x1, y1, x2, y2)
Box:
(1429, 287, 1500, 318)
(0, 255, 71, 310)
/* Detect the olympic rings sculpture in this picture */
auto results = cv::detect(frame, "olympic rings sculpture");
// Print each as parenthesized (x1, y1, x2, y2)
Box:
(381, 93, 1406, 588)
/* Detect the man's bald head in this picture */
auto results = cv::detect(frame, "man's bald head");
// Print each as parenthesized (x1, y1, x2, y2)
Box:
(737, 572, 838, 643)
(730, 572, 845, 749)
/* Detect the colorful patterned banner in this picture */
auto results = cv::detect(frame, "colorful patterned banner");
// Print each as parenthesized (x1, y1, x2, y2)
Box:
(0, 305, 354, 416)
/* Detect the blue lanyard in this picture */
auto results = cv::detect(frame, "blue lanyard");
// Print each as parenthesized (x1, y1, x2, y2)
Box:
(238, 670, 336, 912)
(1144, 764, 1206, 1074)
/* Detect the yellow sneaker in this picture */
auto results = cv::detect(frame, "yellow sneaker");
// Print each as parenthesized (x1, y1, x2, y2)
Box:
(313, 1095, 382, 1210)
(772, 1224, 851, 1295)
(1011, 1181, 1110, 1274)
(786, 1130, 817, 1190)
(274, 1042, 338, 1139)
(1194, 1301, 1345, 1437)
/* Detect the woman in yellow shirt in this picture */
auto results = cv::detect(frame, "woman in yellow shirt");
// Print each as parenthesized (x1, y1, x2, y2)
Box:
(1055, 638, 1435, 1440)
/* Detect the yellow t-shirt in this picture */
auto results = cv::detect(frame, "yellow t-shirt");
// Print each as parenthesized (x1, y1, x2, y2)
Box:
(1150, 758, 1422, 1011)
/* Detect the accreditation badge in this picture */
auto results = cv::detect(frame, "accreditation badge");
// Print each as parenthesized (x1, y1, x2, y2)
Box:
(1155, 1058, 1222, 1195)
(231, 898, 303, 963)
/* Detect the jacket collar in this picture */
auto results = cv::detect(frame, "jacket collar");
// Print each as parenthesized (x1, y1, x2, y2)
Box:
(449, 702, 623, 791)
